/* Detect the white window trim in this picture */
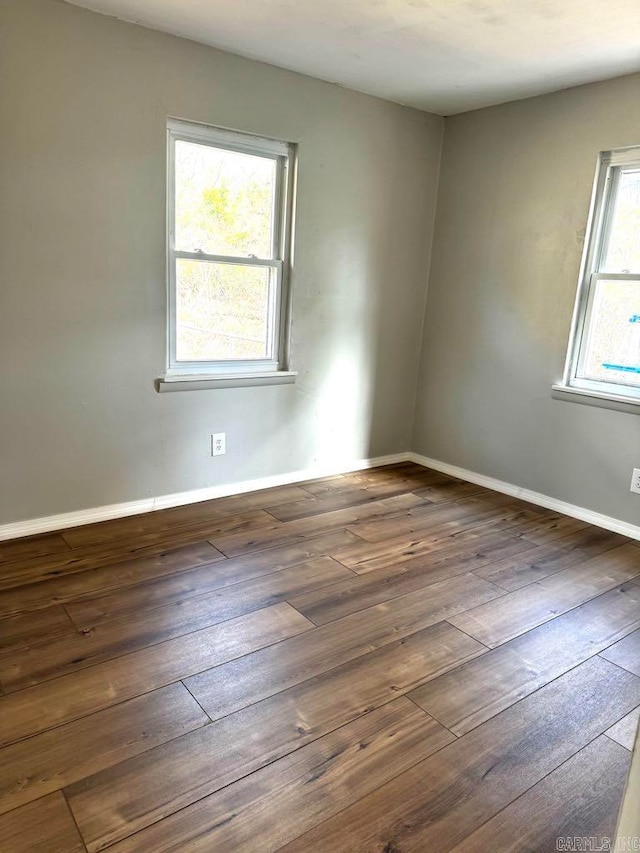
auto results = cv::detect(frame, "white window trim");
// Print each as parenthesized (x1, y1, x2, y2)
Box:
(160, 119, 296, 389)
(555, 146, 640, 410)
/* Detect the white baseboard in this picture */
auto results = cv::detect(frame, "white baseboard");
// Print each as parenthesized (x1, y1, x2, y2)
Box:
(0, 452, 412, 542)
(4, 449, 639, 544)
(408, 452, 640, 543)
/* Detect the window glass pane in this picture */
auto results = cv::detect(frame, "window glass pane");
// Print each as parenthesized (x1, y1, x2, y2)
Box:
(580, 278, 640, 387)
(602, 168, 640, 273)
(175, 259, 273, 362)
(175, 140, 277, 259)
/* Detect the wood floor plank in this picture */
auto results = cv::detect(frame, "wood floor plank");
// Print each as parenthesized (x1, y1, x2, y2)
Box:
(0, 605, 75, 653)
(410, 581, 640, 734)
(1, 463, 634, 852)
(61, 487, 311, 548)
(199, 483, 313, 511)
(600, 626, 640, 675)
(348, 496, 508, 542)
(290, 534, 532, 625)
(330, 527, 472, 574)
(414, 479, 485, 504)
(0, 532, 71, 563)
(267, 478, 431, 522)
(62, 507, 277, 550)
(344, 492, 534, 544)
(211, 493, 426, 557)
(0, 508, 312, 592)
(0, 793, 86, 852)
(0, 558, 350, 690)
(329, 520, 534, 575)
(0, 682, 208, 815)
(293, 472, 346, 495)
(0, 527, 223, 592)
(333, 535, 427, 574)
(504, 513, 591, 545)
(102, 698, 450, 853)
(292, 472, 373, 497)
(66, 621, 477, 851)
(0, 541, 223, 618)
(450, 543, 640, 647)
(474, 527, 629, 591)
(65, 530, 360, 629)
(278, 657, 640, 853)
(605, 706, 640, 750)
(447, 736, 630, 853)
(183, 573, 499, 722)
(0, 602, 311, 746)
(299, 465, 443, 497)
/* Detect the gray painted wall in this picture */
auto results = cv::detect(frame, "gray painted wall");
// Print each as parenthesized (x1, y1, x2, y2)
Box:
(413, 73, 640, 526)
(0, 0, 443, 524)
(4, 0, 639, 531)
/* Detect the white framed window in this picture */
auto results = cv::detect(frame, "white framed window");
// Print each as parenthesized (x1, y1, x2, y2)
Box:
(558, 147, 640, 406)
(165, 119, 295, 382)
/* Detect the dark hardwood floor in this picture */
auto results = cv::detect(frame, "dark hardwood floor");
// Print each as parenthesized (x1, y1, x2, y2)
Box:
(0, 462, 638, 852)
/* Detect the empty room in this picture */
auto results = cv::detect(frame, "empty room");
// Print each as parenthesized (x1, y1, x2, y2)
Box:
(2, 0, 640, 850)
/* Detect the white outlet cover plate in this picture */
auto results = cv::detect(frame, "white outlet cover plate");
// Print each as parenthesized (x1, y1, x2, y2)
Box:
(211, 433, 226, 456)
(630, 468, 640, 494)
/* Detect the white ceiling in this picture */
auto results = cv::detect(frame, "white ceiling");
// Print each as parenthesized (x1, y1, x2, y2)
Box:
(65, 0, 640, 114)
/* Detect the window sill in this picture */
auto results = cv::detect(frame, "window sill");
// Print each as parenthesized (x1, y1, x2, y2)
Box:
(551, 383, 640, 415)
(157, 370, 297, 392)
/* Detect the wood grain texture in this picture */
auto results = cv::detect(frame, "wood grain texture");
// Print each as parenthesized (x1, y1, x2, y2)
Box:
(344, 491, 537, 544)
(506, 513, 591, 544)
(450, 543, 640, 647)
(474, 527, 629, 591)
(605, 706, 640, 750)
(0, 603, 311, 746)
(0, 541, 223, 617)
(211, 493, 425, 557)
(0, 792, 85, 853)
(0, 489, 312, 593)
(0, 532, 71, 563)
(447, 736, 630, 853)
(267, 478, 432, 522)
(0, 558, 349, 691)
(279, 657, 640, 853)
(60, 486, 311, 548)
(600, 626, 640, 675)
(414, 479, 485, 504)
(410, 581, 640, 734)
(64, 530, 359, 628)
(66, 622, 474, 851)
(298, 465, 442, 497)
(104, 698, 449, 853)
(182, 572, 499, 721)
(0, 530, 219, 592)
(0, 511, 310, 592)
(0, 605, 74, 653)
(330, 521, 535, 575)
(0, 683, 208, 814)
(0, 462, 635, 852)
(289, 534, 531, 625)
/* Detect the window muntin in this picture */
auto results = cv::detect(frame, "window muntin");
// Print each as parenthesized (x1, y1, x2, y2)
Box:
(167, 120, 293, 376)
(563, 150, 640, 401)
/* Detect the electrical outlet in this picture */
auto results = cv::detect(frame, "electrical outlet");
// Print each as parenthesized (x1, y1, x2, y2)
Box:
(211, 433, 226, 457)
(631, 468, 640, 495)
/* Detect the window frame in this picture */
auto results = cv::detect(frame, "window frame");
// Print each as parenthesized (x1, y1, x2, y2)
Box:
(559, 147, 640, 404)
(166, 118, 295, 378)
